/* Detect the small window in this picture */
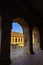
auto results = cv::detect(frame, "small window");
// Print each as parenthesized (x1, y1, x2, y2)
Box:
(18, 38, 20, 42)
(15, 38, 17, 42)
(21, 38, 22, 42)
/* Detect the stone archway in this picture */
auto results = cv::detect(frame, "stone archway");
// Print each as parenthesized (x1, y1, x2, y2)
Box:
(1, 16, 34, 65)
(12, 17, 30, 54)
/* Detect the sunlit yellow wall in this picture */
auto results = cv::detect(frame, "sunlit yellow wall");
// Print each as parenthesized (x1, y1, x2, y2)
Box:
(32, 32, 34, 45)
(11, 32, 24, 47)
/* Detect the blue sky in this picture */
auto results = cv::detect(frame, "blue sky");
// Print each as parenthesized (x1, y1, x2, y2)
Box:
(11, 22, 23, 33)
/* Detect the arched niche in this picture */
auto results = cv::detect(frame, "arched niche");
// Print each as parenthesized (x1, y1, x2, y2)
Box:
(32, 26, 40, 53)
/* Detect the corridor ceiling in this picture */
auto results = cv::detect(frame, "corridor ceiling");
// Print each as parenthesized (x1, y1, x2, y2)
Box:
(0, 0, 43, 24)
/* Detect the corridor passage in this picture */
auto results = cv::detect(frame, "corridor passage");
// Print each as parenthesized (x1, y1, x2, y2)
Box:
(10, 47, 26, 59)
(10, 50, 43, 65)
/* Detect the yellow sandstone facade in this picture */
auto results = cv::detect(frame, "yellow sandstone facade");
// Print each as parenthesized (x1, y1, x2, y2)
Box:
(11, 32, 24, 48)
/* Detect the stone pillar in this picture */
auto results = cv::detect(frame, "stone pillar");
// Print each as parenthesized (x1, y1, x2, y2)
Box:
(14, 37, 15, 43)
(17, 37, 18, 43)
(23, 27, 30, 54)
(1, 16, 12, 65)
(20, 37, 21, 43)
(39, 25, 43, 50)
(29, 26, 34, 54)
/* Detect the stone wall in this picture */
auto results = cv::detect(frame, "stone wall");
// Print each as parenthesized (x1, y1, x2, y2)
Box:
(0, 16, 1, 56)
(32, 27, 40, 52)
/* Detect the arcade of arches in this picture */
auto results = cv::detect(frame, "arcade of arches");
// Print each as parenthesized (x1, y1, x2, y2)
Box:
(0, 16, 43, 65)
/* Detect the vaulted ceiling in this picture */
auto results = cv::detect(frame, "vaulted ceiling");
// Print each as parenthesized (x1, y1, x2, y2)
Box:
(0, 0, 43, 25)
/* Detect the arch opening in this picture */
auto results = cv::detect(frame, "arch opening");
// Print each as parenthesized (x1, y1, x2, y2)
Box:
(10, 22, 24, 50)
(10, 18, 30, 60)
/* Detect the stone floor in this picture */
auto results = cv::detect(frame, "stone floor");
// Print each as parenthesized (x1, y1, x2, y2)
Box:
(10, 50, 43, 65)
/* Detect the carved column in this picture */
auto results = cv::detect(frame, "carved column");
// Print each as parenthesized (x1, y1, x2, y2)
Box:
(29, 26, 34, 54)
(1, 16, 12, 65)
